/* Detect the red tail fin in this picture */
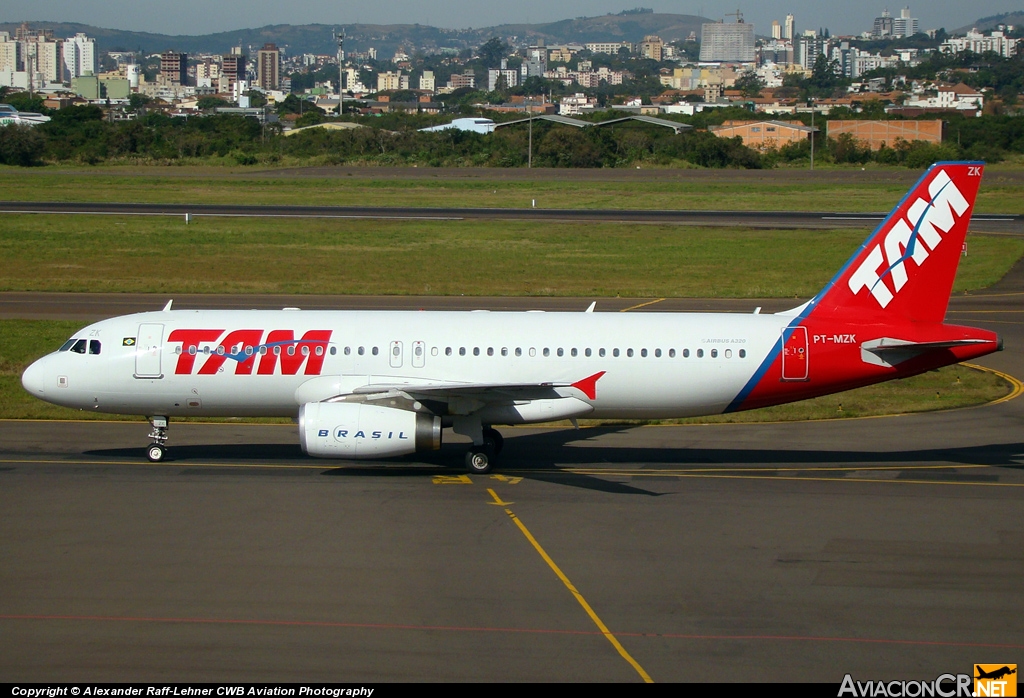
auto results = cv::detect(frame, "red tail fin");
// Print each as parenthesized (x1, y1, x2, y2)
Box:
(811, 162, 983, 323)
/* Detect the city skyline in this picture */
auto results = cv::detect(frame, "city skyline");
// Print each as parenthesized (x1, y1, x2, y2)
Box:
(0, 1, 1021, 39)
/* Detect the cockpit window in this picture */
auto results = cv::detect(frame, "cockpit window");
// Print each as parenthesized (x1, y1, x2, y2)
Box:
(59, 339, 77, 352)
(70, 339, 87, 354)
(89, 340, 101, 355)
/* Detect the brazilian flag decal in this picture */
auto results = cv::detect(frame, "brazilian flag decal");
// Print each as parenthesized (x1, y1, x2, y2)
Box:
(123, 337, 136, 346)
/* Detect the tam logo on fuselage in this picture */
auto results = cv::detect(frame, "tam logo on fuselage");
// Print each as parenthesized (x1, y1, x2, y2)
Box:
(167, 329, 333, 376)
(847, 169, 970, 308)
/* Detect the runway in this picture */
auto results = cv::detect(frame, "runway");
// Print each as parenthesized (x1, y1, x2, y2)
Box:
(2, 271, 1024, 680)
(0, 200, 1021, 233)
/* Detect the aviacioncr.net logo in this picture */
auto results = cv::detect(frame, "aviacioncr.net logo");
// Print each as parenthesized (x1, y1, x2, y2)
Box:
(838, 673, 973, 697)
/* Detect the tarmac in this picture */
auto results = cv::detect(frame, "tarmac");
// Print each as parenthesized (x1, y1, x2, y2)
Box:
(1, 247, 1023, 682)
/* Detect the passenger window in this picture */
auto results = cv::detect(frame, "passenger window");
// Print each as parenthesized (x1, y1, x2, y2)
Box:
(246, 346, 255, 356)
(599, 348, 605, 357)
(669, 348, 676, 358)
(529, 348, 536, 357)
(189, 346, 198, 356)
(89, 340, 101, 355)
(683, 348, 690, 358)
(459, 347, 466, 356)
(739, 349, 747, 358)
(654, 348, 661, 358)
(357, 347, 364, 355)
(473, 347, 480, 356)
(696, 349, 704, 358)
(641, 348, 648, 358)
(301, 346, 310, 356)
(570, 348, 577, 357)
(446, 347, 452, 356)
(343, 346, 350, 355)
(543, 348, 550, 357)
(286, 346, 295, 356)
(711, 349, 718, 358)
(501, 347, 508, 356)
(174, 346, 182, 355)
(371, 347, 379, 355)
(330, 347, 337, 355)
(613, 348, 620, 357)
(627, 348, 634, 357)
(393, 345, 400, 356)
(515, 348, 522, 357)
(725, 349, 732, 359)
(415, 345, 423, 357)
(487, 347, 494, 356)
(585, 348, 592, 357)
(557, 348, 564, 357)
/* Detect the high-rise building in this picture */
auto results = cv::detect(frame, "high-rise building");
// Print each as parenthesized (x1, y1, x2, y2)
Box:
(0, 34, 19, 73)
(161, 52, 188, 86)
(771, 21, 781, 40)
(699, 22, 756, 63)
(872, 10, 894, 38)
(639, 35, 664, 61)
(63, 33, 96, 80)
(797, 31, 829, 69)
(892, 7, 919, 38)
(257, 43, 280, 90)
(220, 54, 245, 93)
(784, 14, 795, 40)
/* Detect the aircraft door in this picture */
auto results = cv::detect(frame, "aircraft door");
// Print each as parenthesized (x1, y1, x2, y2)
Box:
(412, 341, 425, 368)
(135, 323, 164, 379)
(781, 326, 809, 381)
(389, 341, 403, 369)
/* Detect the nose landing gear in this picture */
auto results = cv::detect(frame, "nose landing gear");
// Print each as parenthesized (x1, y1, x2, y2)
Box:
(146, 416, 169, 462)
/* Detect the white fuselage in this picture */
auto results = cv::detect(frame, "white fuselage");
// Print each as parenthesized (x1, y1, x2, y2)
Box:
(23, 309, 788, 421)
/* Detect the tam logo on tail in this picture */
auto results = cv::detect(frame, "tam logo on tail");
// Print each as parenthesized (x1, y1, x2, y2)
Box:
(812, 162, 984, 325)
(848, 168, 971, 308)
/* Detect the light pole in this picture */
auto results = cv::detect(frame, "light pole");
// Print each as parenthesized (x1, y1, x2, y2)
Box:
(335, 27, 345, 116)
(809, 97, 815, 171)
(528, 104, 533, 169)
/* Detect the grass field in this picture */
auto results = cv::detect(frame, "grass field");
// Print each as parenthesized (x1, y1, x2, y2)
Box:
(1, 319, 1011, 423)
(0, 167, 1022, 213)
(1, 215, 1020, 297)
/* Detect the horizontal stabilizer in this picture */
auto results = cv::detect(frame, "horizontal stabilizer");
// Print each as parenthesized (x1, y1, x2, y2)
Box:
(860, 337, 988, 367)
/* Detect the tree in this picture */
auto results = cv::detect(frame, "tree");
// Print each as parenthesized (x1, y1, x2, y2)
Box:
(735, 71, 766, 97)
(197, 96, 231, 110)
(478, 37, 509, 68)
(128, 93, 152, 112)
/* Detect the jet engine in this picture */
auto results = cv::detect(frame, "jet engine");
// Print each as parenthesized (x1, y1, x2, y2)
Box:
(299, 402, 441, 458)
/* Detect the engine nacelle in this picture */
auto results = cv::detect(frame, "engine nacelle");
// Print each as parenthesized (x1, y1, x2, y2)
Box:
(299, 402, 441, 459)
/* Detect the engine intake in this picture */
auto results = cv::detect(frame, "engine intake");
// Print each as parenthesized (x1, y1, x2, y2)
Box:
(299, 402, 441, 458)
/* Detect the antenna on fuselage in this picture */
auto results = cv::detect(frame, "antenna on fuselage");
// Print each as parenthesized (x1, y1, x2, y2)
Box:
(162, 300, 173, 311)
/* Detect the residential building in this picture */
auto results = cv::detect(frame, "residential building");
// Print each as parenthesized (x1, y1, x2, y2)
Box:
(639, 36, 664, 62)
(377, 71, 409, 91)
(0, 34, 18, 73)
(549, 47, 574, 63)
(827, 120, 941, 149)
(771, 21, 781, 40)
(62, 33, 96, 80)
(941, 29, 1019, 58)
(161, 52, 188, 86)
(257, 43, 280, 90)
(709, 120, 815, 150)
(784, 14, 795, 40)
(487, 68, 518, 91)
(559, 93, 598, 115)
(195, 59, 220, 88)
(797, 32, 829, 69)
(419, 70, 435, 93)
(699, 22, 756, 63)
(521, 46, 547, 78)
(220, 54, 245, 93)
(585, 42, 632, 55)
(448, 71, 476, 90)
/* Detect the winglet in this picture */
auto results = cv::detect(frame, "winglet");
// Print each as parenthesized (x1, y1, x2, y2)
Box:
(571, 371, 606, 400)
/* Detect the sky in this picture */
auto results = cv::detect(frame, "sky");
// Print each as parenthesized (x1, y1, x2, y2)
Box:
(0, 0, 1020, 37)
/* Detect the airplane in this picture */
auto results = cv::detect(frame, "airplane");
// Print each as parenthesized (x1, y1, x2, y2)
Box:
(976, 666, 1016, 681)
(21, 161, 1001, 474)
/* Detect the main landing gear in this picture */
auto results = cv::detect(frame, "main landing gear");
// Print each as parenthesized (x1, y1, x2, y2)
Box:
(146, 416, 169, 462)
(464, 426, 504, 475)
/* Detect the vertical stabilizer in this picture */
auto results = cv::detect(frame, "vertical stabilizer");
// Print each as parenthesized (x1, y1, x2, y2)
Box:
(809, 162, 983, 324)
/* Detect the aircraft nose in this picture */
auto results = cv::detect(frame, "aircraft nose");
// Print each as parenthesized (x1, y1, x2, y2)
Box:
(21, 357, 50, 398)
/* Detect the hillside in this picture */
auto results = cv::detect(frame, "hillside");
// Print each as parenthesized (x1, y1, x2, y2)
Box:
(952, 11, 1024, 34)
(0, 12, 709, 57)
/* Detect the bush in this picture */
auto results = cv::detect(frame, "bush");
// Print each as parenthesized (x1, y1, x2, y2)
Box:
(0, 124, 45, 166)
